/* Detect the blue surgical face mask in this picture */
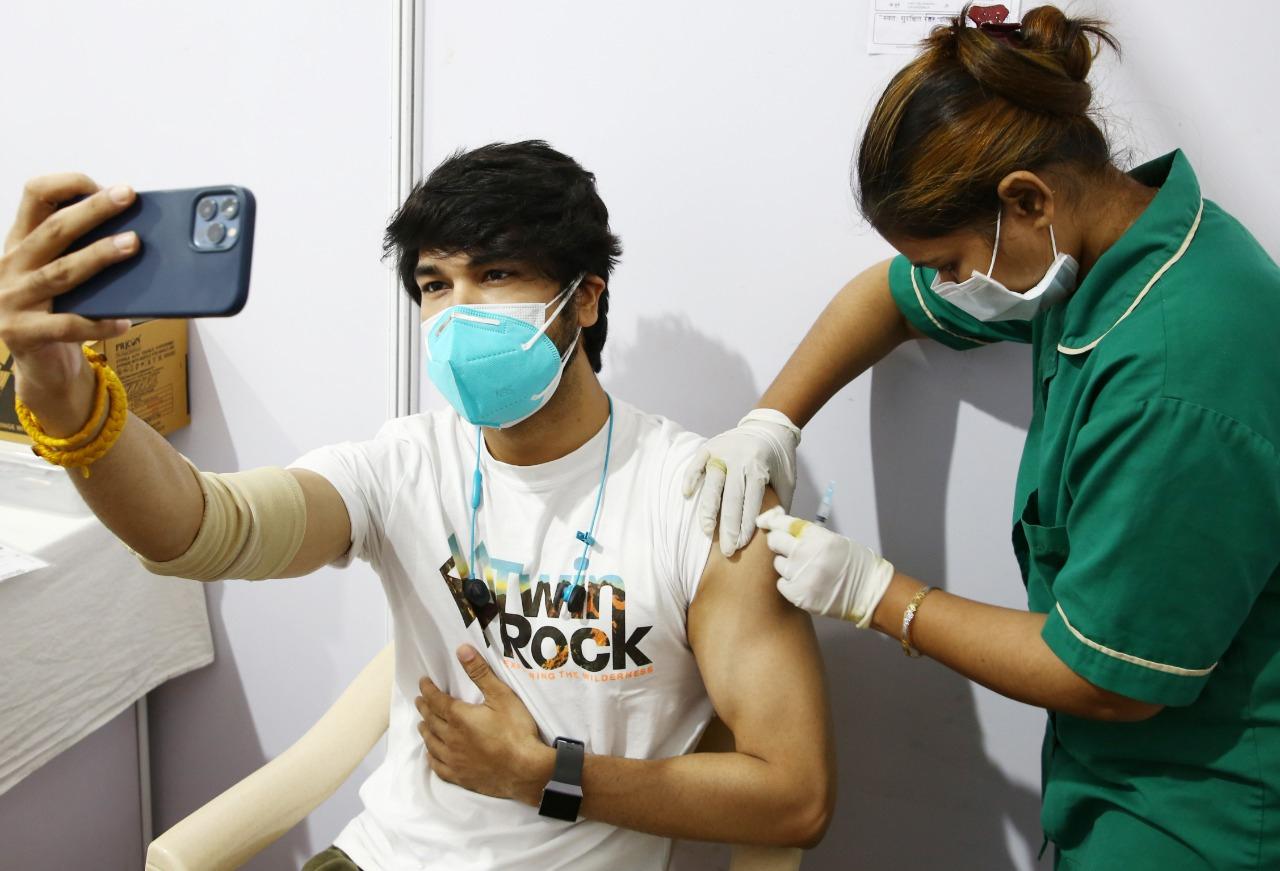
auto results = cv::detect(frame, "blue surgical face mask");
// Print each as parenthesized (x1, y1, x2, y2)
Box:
(930, 210, 1078, 322)
(422, 274, 584, 429)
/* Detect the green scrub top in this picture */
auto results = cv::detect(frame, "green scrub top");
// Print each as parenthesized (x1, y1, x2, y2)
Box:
(887, 151, 1280, 870)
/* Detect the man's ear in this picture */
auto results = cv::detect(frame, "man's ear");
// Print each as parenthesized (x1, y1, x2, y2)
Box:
(574, 274, 607, 329)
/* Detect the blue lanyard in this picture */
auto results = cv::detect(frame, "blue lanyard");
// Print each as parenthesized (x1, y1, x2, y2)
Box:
(467, 396, 615, 612)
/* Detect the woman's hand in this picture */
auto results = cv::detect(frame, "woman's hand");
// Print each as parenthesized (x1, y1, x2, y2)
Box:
(0, 174, 138, 422)
(682, 408, 801, 557)
(415, 645, 552, 805)
(756, 506, 896, 629)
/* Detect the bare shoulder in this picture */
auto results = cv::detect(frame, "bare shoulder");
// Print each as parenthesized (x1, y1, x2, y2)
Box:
(689, 489, 812, 642)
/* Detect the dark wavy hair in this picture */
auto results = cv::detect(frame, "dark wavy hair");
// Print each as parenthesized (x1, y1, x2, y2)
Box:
(385, 140, 622, 373)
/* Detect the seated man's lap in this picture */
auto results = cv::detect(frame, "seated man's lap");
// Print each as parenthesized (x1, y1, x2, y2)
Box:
(301, 845, 362, 871)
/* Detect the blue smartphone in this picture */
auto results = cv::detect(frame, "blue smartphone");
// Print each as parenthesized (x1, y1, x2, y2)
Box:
(52, 185, 255, 319)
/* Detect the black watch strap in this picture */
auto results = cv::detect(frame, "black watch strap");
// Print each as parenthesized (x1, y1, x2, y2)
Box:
(552, 737, 584, 783)
(538, 737, 585, 821)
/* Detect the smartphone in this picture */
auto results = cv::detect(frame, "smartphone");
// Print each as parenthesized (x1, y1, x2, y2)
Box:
(52, 185, 255, 319)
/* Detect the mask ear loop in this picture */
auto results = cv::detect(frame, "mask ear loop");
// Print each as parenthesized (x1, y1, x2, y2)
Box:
(529, 332, 581, 403)
(520, 273, 586, 352)
(985, 209, 1002, 277)
(1048, 224, 1060, 259)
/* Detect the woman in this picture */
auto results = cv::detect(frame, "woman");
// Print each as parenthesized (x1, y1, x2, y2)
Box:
(684, 5, 1280, 869)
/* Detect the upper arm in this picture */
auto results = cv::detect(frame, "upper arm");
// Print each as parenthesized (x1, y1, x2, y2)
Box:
(1043, 397, 1280, 707)
(281, 432, 411, 577)
(687, 490, 834, 803)
(277, 468, 354, 578)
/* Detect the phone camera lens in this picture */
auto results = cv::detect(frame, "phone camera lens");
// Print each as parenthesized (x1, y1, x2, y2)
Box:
(220, 197, 240, 219)
(197, 197, 219, 221)
(206, 222, 227, 245)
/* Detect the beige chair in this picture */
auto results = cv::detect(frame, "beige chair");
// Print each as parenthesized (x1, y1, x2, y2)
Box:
(145, 644, 802, 871)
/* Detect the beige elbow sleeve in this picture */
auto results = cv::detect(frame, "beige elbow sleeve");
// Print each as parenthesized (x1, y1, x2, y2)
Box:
(136, 457, 307, 581)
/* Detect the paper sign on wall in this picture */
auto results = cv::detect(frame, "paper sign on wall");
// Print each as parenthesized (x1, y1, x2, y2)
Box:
(867, 0, 1023, 55)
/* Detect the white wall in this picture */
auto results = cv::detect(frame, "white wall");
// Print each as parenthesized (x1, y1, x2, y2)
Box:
(418, 1, 1278, 869)
(0, 2, 394, 867)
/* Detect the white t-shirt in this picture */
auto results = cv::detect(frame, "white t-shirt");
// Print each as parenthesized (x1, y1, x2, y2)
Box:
(290, 399, 716, 871)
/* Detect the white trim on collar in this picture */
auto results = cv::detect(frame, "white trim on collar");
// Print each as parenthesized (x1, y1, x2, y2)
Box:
(1058, 199, 1205, 356)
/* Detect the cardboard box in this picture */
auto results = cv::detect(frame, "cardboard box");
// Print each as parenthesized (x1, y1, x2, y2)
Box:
(0, 319, 190, 445)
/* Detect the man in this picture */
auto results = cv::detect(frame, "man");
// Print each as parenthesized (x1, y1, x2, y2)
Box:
(0, 142, 833, 871)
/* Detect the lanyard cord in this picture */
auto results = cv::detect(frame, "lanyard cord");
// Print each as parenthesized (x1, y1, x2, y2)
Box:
(469, 425, 483, 580)
(566, 394, 614, 602)
(467, 395, 616, 609)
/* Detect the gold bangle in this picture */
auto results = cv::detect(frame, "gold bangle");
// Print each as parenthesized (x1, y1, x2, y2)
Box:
(900, 585, 936, 657)
(14, 346, 129, 478)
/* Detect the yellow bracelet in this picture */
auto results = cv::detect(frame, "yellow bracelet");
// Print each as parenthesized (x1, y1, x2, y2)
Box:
(900, 585, 936, 657)
(16, 348, 110, 451)
(14, 346, 129, 478)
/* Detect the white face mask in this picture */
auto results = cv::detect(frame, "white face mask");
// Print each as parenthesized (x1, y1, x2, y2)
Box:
(930, 210, 1078, 322)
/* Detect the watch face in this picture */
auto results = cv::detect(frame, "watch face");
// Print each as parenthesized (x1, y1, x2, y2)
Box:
(538, 783, 583, 821)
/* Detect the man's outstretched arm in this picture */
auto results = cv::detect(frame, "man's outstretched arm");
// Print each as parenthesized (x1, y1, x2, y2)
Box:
(417, 490, 836, 848)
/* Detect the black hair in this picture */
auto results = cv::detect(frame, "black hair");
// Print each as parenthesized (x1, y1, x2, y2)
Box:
(384, 140, 622, 373)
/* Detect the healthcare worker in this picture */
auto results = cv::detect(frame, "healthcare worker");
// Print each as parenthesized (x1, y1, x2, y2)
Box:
(684, 4, 1280, 869)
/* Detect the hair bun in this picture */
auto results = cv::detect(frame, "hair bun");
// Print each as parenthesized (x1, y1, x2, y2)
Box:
(1019, 5, 1108, 82)
(930, 4, 1118, 118)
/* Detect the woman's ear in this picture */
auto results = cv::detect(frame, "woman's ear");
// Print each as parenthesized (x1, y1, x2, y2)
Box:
(574, 274, 607, 329)
(997, 171, 1056, 231)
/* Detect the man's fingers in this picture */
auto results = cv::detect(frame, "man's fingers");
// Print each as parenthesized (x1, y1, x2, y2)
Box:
(13, 232, 139, 306)
(414, 693, 442, 723)
(3, 311, 131, 350)
(420, 727, 457, 783)
(429, 755, 458, 785)
(696, 459, 728, 537)
(419, 717, 450, 753)
(418, 719, 448, 757)
(457, 644, 506, 698)
(10, 184, 136, 269)
(681, 446, 710, 498)
(6, 173, 99, 252)
(417, 677, 450, 720)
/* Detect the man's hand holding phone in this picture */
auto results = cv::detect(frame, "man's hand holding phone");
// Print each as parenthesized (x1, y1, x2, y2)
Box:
(0, 173, 139, 437)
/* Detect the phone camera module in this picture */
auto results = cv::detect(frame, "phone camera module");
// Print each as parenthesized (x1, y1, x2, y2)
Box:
(194, 190, 242, 251)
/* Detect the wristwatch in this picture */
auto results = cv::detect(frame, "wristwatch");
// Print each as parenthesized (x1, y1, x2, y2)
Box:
(537, 737, 585, 821)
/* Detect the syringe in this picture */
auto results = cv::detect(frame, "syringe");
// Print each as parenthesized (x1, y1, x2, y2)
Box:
(815, 481, 835, 526)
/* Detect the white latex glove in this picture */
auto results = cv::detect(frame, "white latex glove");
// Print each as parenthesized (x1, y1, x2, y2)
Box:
(682, 408, 801, 556)
(756, 506, 895, 629)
